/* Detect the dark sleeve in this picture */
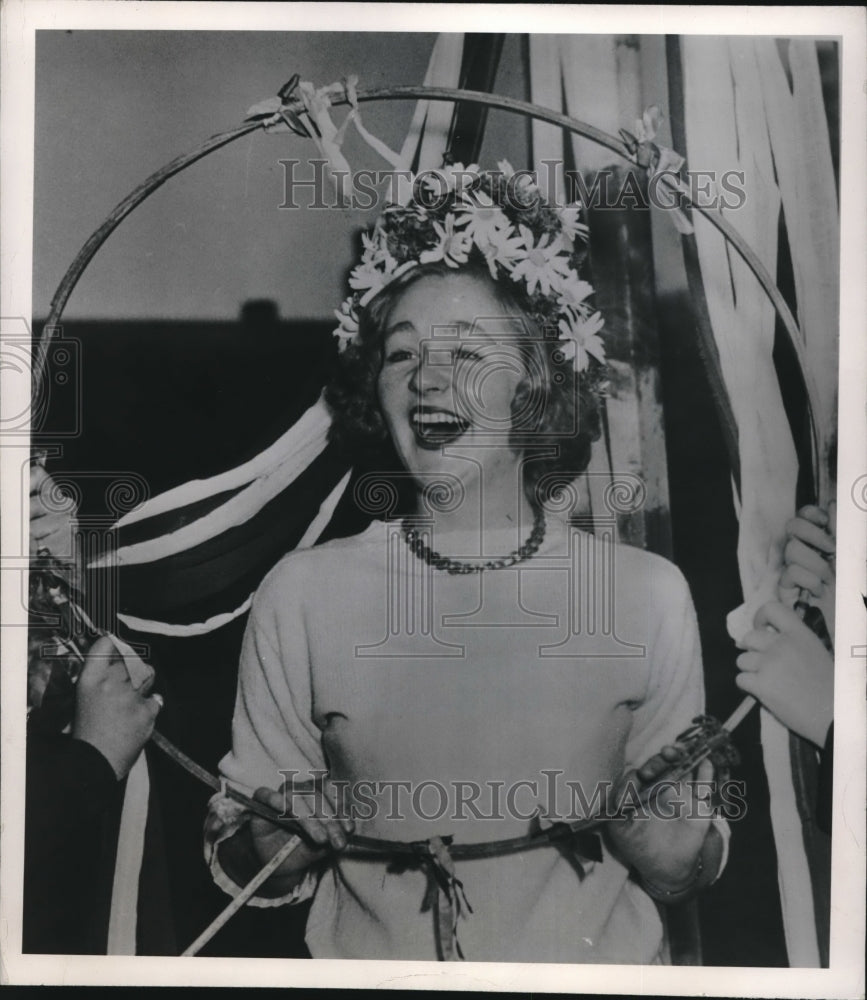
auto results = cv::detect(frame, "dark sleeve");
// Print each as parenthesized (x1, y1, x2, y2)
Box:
(23, 732, 122, 953)
(816, 722, 833, 835)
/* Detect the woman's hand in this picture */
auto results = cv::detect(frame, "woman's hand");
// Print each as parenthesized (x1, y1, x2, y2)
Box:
(72, 636, 163, 779)
(736, 600, 834, 748)
(245, 779, 354, 892)
(29, 463, 79, 562)
(779, 503, 836, 643)
(606, 750, 720, 899)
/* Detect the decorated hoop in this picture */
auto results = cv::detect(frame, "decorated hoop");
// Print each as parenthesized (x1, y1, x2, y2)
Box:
(30, 75, 836, 960)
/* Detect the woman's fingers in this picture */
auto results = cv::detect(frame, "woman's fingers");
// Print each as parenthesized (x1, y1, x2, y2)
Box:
(635, 755, 667, 785)
(293, 788, 351, 849)
(137, 665, 157, 696)
(785, 517, 835, 554)
(253, 787, 330, 846)
(253, 786, 285, 814)
(29, 466, 77, 526)
(634, 744, 684, 784)
(779, 563, 825, 596)
(29, 464, 50, 492)
(690, 759, 715, 817)
(87, 634, 121, 660)
(611, 767, 638, 813)
(753, 600, 800, 633)
(736, 651, 762, 673)
(734, 670, 758, 696)
(783, 537, 834, 583)
(78, 636, 125, 688)
(736, 627, 776, 653)
(695, 757, 714, 786)
(253, 784, 351, 851)
(791, 505, 829, 531)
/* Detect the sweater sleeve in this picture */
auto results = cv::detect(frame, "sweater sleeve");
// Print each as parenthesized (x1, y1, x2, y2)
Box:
(205, 558, 327, 906)
(623, 560, 730, 879)
(624, 562, 704, 768)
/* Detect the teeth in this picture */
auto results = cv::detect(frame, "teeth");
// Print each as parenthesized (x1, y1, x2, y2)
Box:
(413, 411, 464, 425)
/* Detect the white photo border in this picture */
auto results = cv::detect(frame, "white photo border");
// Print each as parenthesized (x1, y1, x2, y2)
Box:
(1, 3, 864, 995)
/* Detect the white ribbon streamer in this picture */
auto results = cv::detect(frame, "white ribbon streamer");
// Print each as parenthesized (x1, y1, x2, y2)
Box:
(681, 35, 832, 967)
(398, 34, 465, 172)
(89, 399, 332, 568)
(109, 394, 331, 531)
(113, 467, 352, 636)
(107, 753, 150, 955)
(117, 596, 255, 638)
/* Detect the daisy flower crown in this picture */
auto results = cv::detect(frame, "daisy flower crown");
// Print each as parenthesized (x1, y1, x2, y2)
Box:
(333, 161, 606, 375)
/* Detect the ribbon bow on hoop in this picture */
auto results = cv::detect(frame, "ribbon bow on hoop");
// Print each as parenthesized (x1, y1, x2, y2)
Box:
(620, 106, 694, 235)
(385, 835, 474, 962)
(245, 75, 410, 205)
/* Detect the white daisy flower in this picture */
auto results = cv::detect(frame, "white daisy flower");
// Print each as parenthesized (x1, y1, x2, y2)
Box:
(349, 259, 387, 294)
(557, 203, 588, 244)
(454, 191, 511, 247)
(361, 231, 390, 264)
(557, 273, 594, 310)
(475, 226, 526, 279)
(333, 298, 359, 351)
(418, 214, 473, 268)
(510, 225, 572, 296)
(557, 311, 606, 372)
(421, 162, 479, 203)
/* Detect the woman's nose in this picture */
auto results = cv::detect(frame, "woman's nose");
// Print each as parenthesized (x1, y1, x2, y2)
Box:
(408, 349, 453, 395)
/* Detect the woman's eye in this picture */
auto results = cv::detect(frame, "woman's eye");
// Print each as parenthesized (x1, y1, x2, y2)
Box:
(385, 348, 414, 364)
(456, 348, 484, 363)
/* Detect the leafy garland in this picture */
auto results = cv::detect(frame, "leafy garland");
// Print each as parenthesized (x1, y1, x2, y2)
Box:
(333, 161, 606, 375)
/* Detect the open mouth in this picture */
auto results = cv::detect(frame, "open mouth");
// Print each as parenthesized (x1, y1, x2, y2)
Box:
(409, 406, 471, 449)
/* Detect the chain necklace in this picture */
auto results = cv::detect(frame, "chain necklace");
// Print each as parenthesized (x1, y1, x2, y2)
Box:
(401, 507, 546, 575)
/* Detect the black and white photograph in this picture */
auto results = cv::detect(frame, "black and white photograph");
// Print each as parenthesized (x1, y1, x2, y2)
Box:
(1, 3, 864, 994)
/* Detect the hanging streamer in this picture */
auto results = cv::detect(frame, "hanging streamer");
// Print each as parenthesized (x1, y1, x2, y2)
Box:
(398, 34, 466, 172)
(681, 35, 837, 967)
(115, 468, 352, 636)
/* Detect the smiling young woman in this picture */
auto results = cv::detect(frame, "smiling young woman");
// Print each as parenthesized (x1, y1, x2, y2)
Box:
(327, 256, 601, 550)
(334, 264, 585, 553)
(203, 165, 727, 964)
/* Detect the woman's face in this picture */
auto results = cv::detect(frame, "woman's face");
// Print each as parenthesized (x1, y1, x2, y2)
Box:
(376, 272, 531, 488)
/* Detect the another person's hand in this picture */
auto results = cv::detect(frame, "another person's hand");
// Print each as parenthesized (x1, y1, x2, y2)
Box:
(779, 502, 836, 643)
(735, 600, 834, 748)
(29, 463, 79, 562)
(606, 750, 721, 899)
(247, 778, 354, 890)
(71, 636, 163, 779)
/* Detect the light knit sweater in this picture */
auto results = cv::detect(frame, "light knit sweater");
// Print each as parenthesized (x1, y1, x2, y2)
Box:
(206, 514, 726, 963)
